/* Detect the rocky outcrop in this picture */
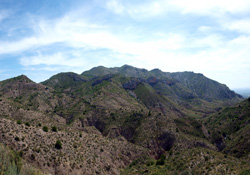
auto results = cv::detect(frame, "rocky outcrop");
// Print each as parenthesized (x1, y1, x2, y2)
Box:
(91, 74, 113, 86)
(122, 78, 141, 90)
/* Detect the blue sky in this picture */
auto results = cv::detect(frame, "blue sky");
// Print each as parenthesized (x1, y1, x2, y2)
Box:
(0, 0, 250, 88)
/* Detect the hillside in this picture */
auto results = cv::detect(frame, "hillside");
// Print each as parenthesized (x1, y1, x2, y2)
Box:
(0, 65, 249, 175)
(122, 98, 250, 175)
(205, 98, 250, 157)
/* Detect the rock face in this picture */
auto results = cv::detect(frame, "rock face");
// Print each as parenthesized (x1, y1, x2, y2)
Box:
(81, 65, 242, 102)
(158, 131, 176, 151)
(0, 65, 248, 175)
(122, 78, 141, 90)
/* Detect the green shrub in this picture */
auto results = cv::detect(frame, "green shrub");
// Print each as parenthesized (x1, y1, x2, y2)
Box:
(146, 161, 155, 166)
(42, 126, 48, 132)
(19, 151, 23, 157)
(55, 140, 62, 149)
(156, 154, 166, 166)
(17, 120, 22, 125)
(148, 111, 151, 116)
(0, 143, 22, 174)
(51, 126, 57, 132)
(25, 122, 30, 127)
(240, 169, 250, 175)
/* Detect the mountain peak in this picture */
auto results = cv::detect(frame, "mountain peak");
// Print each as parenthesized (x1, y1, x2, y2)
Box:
(120, 64, 134, 69)
(3, 74, 33, 84)
(81, 66, 117, 78)
(150, 68, 161, 72)
(18, 74, 31, 81)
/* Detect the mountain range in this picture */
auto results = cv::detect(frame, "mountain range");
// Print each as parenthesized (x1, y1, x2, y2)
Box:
(0, 65, 249, 175)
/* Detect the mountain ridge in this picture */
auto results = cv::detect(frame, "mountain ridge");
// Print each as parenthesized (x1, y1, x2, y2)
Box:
(0, 65, 248, 175)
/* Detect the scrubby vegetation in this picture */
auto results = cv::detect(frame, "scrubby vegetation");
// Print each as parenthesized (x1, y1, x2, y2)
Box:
(0, 65, 248, 175)
(51, 126, 57, 132)
(122, 148, 250, 175)
(55, 140, 62, 149)
(42, 126, 48, 132)
(0, 143, 42, 175)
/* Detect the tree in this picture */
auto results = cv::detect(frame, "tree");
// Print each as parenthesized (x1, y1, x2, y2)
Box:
(51, 126, 57, 132)
(156, 154, 166, 165)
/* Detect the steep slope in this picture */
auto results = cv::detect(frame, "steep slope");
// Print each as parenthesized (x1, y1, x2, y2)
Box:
(41, 72, 216, 157)
(0, 117, 149, 175)
(205, 98, 250, 158)
(41, 66, 244, 156)
(1, 74, 214, 159)
(0, 143, 44, 175)
(0, 76, 150, 175)
(123, 98, 250, 175)
(81, 65, 242, 105)
(0, 66, 247, 175)
(0, 75, 56, 112)
(170, 71, 241, 101)
(122, 147, 250, 175)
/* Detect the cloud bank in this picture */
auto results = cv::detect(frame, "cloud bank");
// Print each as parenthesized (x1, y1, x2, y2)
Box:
(0, 0, 250, 88)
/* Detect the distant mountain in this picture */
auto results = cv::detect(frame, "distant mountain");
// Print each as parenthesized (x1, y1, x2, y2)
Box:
(0, 65, 248, 175)
(82, 65, 242, 100)
(233, 88, 250, 98)
(81, 65, 242, 107)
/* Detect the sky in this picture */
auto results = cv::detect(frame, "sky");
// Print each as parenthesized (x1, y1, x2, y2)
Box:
(0, 0, 250, 89)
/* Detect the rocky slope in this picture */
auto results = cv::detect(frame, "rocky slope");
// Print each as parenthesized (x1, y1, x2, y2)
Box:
(0, 65, 248, 174)
(122, 98, 250, 175)
(0, 117, 148, 175)
(122, 147, 250, 175)
(205, 98, 250, 157)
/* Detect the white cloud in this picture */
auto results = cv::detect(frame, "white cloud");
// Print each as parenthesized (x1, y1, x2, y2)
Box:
(20, 52, 87, 67)
(169, 0, 250, 15)
(106, 0, 125, 14)
(1, 1, 250, 87)
(4, 12, 249, 84)
(106, 0, 250, 18)
(106, 0, 169, 19)
(1, 12, 187, 60)
(192, 34, 224, 49)
(223, 18, 250, 35)
(198, 26, 212, 32)
(127, 2, 165, 19)
(0, 15, 106, 55)
(0, 37, 39, 54)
